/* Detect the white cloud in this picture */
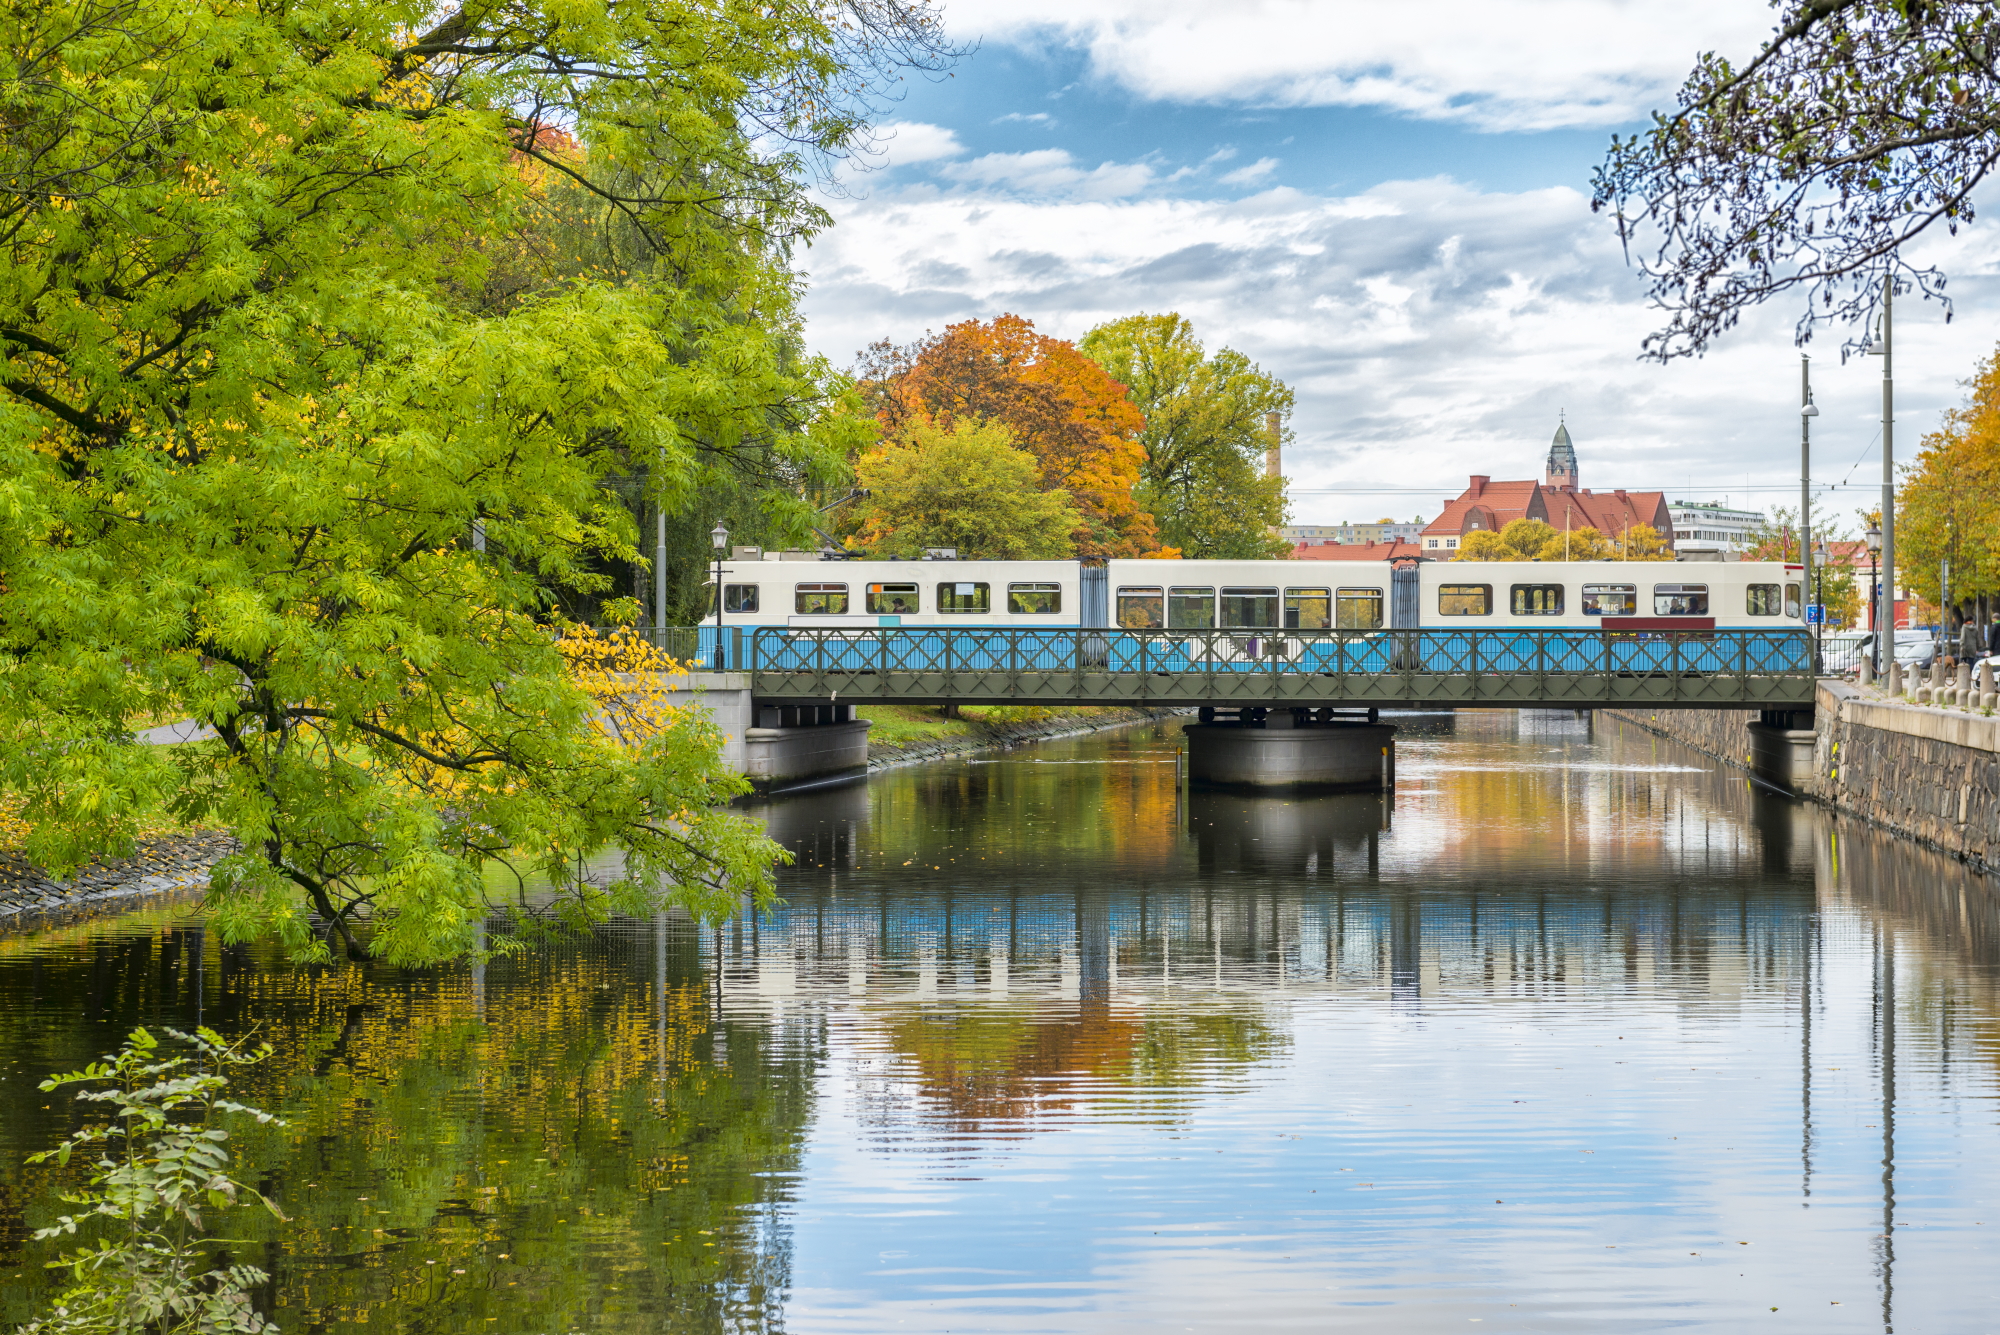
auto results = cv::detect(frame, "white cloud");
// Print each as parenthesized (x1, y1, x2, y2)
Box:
(941, 0, 1773, 131)
(939, 149, 1156, 199)
(1218, 157, 1280, 186)
(993, 111, 1056, 126)
(867, 121, 965, 169)
(801, 176, 2000, 524)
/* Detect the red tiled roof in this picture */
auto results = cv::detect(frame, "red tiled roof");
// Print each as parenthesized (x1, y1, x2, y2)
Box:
(1289, 539, 1424, 561)
(1424, 476, 1674, 544)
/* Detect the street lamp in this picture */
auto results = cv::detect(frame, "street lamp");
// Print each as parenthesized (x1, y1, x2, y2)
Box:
(1812, 538, 1829, 672)
(710, 520, 729, 667)
(1800, 356, 1816, 636)
(1865, 523, 1884, 674)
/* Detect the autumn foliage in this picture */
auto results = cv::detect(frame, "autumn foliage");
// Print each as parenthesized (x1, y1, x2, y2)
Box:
(858, 315, 1158, 556)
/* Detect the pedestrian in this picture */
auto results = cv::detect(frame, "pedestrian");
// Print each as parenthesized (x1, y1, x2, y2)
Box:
(1990, 613, 2000, 658)
(1963, 616, 1984, 664)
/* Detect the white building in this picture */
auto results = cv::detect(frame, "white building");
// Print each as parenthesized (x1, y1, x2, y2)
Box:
(1667, 500, 1766, 560)
(1282, 518, 1428, 547)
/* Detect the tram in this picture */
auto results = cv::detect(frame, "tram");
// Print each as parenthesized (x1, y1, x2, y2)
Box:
(704, 551, 1810, 673)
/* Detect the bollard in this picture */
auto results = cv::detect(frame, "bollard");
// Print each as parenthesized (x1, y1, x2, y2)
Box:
(1888, 660, 1904, 696)
(1982, 660, 1998, 713)
(1858, 657, 1874, 688)
(1957, 661, 1974, 709)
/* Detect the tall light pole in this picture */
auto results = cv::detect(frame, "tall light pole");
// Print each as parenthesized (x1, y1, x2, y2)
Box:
(1867, 277, 1895, 673)
(710, 519, 729, 667)
(654, 500, 668, 649)
(1801, 354, 1818, 630)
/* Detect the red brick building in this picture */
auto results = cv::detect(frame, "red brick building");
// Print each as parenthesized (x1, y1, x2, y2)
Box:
(1289, 538, 1424, 562)
(1417, 423, 1675, 555)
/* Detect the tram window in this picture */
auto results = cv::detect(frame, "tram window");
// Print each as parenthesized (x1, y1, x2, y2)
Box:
(1438, 584, 1492, 616)
(936, 582, 990, 614)
(866, 582, 919, 615)
(1118, 587, 1164, 628)
(1510, 583, 1563, 616)
(1746, 583, 1781, 615)
(1169, 587, 1215, 629)
(795, 582, 849, 615)
(1653, 583, 1709, 616)
(1286, 588, 1332, 629)
(1785, 582, 1801, 618)
(1007, 582, 1062, 614)
(1221, 587, 1280, 629)
(1335, 589, 1383, 630)
(723, 584, 759, 614)
(1581, 583, 1637, 616)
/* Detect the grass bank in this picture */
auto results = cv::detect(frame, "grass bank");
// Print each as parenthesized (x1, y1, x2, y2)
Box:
(857, 703, 1183, 768)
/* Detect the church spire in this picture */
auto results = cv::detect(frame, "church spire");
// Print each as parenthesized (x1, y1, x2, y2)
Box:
(1544, 419, 1578, 491)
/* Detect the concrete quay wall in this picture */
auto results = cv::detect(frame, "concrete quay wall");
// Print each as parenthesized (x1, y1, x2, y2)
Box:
(1603, 682, 2000, 875)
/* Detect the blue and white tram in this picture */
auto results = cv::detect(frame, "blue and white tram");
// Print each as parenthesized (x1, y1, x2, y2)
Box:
(702, 552, 1809, 672)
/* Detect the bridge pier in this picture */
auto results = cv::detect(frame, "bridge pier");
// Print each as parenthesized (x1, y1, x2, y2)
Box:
(1746, 707, 1816, 793)
(1185, 708, 1395, 791)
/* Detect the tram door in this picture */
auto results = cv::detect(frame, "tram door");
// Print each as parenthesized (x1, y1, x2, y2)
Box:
(1390, 565, 1421, 629)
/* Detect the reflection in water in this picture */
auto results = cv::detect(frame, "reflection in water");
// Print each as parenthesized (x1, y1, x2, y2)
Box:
(0, 711, 1997, 1332)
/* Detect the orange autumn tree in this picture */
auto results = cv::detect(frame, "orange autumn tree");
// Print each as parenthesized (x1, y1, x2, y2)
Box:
(858, 315, 1159, 556)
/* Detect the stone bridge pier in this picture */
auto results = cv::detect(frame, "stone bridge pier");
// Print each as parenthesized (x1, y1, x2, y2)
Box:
(662, 672, 869, 794)
(1185, 706, 1395, 791)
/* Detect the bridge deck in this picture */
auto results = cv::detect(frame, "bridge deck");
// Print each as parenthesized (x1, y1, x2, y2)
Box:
(712, 627, 1817, 710)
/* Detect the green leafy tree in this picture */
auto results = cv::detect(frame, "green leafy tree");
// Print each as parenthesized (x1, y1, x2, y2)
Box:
(0, 0, 946, 962)
(1454, 519, 1556, 561)
(1078, 313, 1293, 558)
(1593, 0, 2000, 358)
(20, 1027, 285, 1335)
(852, 419, 1081, 559)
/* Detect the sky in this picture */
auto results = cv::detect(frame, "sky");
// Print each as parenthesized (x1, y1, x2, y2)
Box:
(794, 0, 2000, 529)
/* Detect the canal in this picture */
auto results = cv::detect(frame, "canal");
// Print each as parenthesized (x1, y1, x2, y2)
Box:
(1, 711, 1995, 1333)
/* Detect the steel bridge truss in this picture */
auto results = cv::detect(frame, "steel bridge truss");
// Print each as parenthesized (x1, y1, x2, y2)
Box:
(741, 627, 1817, 709)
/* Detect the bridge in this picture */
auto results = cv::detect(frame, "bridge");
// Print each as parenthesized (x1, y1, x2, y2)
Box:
(722, 626, 1816, 710)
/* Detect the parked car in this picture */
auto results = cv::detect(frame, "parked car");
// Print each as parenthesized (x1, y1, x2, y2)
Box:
(1820, 630, 1870, 674)
(1846, 630, 1940, 672)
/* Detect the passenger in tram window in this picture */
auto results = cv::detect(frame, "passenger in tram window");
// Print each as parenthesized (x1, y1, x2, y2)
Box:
(723, 583, 760, 614)
(1334, 589, 1383, 630)
(1170, 587, 1216, 629)
(1008, 583, 1062, 614)
(1784, 583, 1801, 618)
(1221, 587, 1279, 629)
(866, 582, 919, 614)
(937, 582, 990, 614)
(795, 582, 849, 615)
(1437, 584, 1492, 616)
(1581, 583, 1637, 616)
(1746, 583, 1781, 615)
(1510, 584, 1563, 616)
(1117, 587, 1164, 628)
(1286, 588, 1331, 629)
(1653, 583, 1709, 616)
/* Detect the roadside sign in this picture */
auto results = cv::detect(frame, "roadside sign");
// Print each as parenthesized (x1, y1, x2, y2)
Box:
(1806, 604, 1826, 624)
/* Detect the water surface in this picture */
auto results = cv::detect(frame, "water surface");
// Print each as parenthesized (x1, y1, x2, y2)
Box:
(1, 711, 1995, 1334)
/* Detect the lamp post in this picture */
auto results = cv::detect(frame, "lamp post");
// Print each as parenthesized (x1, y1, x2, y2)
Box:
(1865, 277, 1895, 669)
(1812, 538, 1829, 672)
(1865, 522, 1884, 673)
(1801, 356, 1817, 628)
(710, 520, 729, 668)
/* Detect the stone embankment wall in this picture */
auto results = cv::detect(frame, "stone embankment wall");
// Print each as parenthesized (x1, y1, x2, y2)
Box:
(867, 707, 1184, 770)
(1604, 682, 1999, 874)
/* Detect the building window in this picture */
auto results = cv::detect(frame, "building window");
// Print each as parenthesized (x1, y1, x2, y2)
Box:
(1117, 587, 1164, 628)
(936, 582, 990, 614)
(1510, 584, 1564, 615)
(1445, 538, 1458, 549)
(1221, 587, 1280, 629)
(1285, 588, 1331, 629)
(1746, 583, 1781, 616)
(1169, 587, 1215, 629)
(1427, 539, 1440, 549)
(1438, 584, 1492, 616)
(1653, 583, 1709, 616)
(1581, 583, 1637, 616)
(723, 584, 759, 613)
(795, 583, 849, 615)
(866, 582, 919, 615)
(1335, 588, 1384, 629)
(1007, 583, 1062, 614)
